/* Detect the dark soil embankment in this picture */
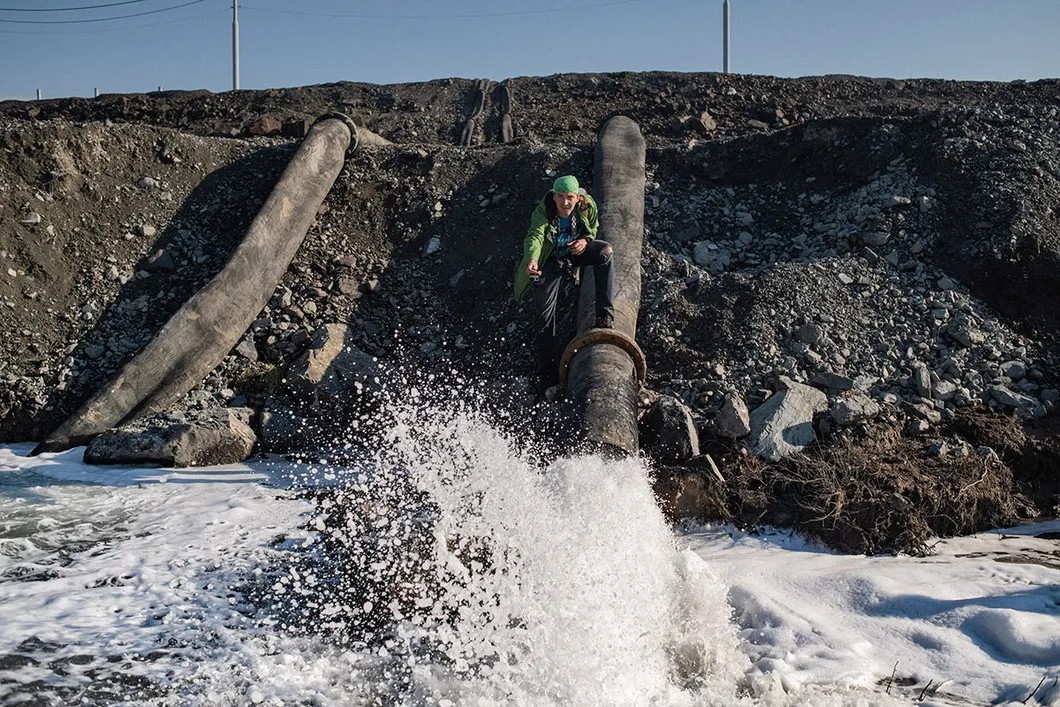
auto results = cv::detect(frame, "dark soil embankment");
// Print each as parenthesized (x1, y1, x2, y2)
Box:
(2, 71, 1059, 553)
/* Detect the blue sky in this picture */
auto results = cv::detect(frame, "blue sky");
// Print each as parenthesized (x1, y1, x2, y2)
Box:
(1, 0, 1058, 100)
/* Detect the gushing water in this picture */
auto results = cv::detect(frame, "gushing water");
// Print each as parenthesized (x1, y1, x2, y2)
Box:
(290, 394, 751, 705)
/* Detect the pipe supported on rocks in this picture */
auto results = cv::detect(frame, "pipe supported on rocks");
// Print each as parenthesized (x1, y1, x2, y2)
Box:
(33, 116, 390, 454)
(563, 115, 647, 457)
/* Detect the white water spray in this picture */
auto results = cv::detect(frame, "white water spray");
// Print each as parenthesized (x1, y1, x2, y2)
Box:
(330, 396, 751, 705)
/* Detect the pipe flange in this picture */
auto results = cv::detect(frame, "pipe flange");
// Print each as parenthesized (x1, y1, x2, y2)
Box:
(559, 328, 646, 391)
(314, 112, 361, 154)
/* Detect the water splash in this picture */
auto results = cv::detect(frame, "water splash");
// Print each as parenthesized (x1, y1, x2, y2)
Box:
(289, 393, 752, 705)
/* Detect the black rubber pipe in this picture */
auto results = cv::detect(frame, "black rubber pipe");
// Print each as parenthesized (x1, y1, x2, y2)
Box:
(34, 117, 386, 454)
(566, 115, 646, 456)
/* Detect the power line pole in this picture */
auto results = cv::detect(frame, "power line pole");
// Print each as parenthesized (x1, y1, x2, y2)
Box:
(723, 0, 731, 73)
(232, 0, 240, 91)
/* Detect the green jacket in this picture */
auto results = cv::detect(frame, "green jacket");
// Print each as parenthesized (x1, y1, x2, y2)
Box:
(513, 190, 599, 301)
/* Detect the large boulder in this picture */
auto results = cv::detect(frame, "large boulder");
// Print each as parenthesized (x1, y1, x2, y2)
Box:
(261, 323, 390, 451)
(748, 378, 828, 461)
(84, 407, 256, 467)
(640, 395, 699, 463)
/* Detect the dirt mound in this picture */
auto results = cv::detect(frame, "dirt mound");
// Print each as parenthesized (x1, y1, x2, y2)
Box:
(2, 71, 1058, 553)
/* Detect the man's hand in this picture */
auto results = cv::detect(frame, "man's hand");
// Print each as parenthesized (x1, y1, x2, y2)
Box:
(569, 238, 587, 256)
(527, 260, 542, 277)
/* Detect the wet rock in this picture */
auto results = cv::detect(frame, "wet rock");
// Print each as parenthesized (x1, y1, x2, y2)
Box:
(84, 408, 256, 467)
(748, 380, 828, 461)
(640, 394, 699, 463)
(262, 323, 390, 451)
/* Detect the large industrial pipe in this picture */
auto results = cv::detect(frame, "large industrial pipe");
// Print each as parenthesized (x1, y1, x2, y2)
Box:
(34, 116, 389, 454)
(562, 115, 647, 456)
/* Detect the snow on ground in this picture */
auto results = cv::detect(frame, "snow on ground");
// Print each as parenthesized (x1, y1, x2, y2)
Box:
(0, 442, 1057, 706)
(684, 523, 1060, 706)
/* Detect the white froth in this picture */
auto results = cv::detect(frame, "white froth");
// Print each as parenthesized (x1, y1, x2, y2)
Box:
(1, 418, 1057, 707)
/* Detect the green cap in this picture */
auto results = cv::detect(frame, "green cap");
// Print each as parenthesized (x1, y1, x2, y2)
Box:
(553, 175, 580, 194)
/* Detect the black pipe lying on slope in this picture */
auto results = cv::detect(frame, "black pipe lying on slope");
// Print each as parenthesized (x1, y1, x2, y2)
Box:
(33, 116, 390, 454)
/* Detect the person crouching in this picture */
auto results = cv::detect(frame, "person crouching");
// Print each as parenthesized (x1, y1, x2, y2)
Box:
(513, 175, 614, 390)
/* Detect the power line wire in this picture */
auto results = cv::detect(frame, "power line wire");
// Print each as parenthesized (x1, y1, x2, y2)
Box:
(243, 0, 644, 21)
(0, 0, 155, 12)
(0, 0, 204, 23)
(0, 5, 222, 33)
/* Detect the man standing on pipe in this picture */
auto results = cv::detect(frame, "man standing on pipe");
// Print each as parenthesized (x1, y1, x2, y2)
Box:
(513, 175, 615, 390)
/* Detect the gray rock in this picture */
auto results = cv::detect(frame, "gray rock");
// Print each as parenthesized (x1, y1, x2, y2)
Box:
(234, 335, 258, 361)
(1000, 361, 1027, 380)
(748, 381, 828, 461)
(912, 364, 932, 398)
(692, 241, 731, 273)
(906, 418, 931, 436)
(422, 235, 441, 256)
(138, 176, 159, 189)
(138, 224, 157, 238)
(20, 212, 42, 225)
(262, 323, 390, 451)
(145, 249, 175, 273)
(640, 395, 700, 463)
(933, 380, 959, 401)
(947, 314, 985, 348)
(715, 393, 751, 439)
(906, 402, 942, 424)
(809, 371, 854, 392)
(796, 323, 823, 345)
(990, 385, 1038, 410)
(84, 408, 256, 468)
(830, 393, 881, 426)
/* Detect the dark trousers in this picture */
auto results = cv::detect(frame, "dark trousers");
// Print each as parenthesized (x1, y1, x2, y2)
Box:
(531, 239, 614, 384)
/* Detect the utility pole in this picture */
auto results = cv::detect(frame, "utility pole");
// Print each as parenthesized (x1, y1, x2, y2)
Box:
(723, 0, 731, 74)
(232, 0, 240, 91)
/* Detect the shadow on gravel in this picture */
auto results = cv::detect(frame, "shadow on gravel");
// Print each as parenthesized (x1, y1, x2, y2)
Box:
(32, 145, 295, 440)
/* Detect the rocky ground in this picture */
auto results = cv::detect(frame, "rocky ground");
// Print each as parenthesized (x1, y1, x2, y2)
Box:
(2, 71, 1059, 553)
